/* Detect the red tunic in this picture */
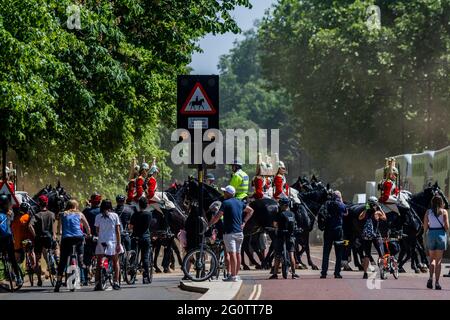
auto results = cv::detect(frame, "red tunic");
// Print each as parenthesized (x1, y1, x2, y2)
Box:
(379, 179, 399, 203)
(274, 174, 289, 199)
(252, 176, 264, 199)
(126, 179, 135, 203)
(147, 176, 157, 202)
(134, 176, 146, 202)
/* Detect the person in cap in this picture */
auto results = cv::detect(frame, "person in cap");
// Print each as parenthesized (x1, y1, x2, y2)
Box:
(229, 161, 249, 201)
(273, 161, 289, 200)
(209, 185, 254, 282)
(320, 190, 348, 279)
(81, 192, 102, 285)
(0, 194, 23, 286)
(32, 194, 57, 286)
(269, 196, 299, 279)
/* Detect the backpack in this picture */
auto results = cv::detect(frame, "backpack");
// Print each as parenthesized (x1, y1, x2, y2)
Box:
(317, 202, 329, 231)
(284, 212, 297, 234)
(0, 213, 10, 237)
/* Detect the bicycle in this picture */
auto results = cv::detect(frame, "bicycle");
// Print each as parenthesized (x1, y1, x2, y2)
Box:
(181, 224, 218, 282)
(0, 247, 23, 292)
(124, 236, 153, 285)
(210, 239, 226, 280)
(377, 231, 400, 280)
(44, 241, 58, 287)
(65, 244, 81, 292)
(98, 242, 114, 290)
(22, 239, 35, 286)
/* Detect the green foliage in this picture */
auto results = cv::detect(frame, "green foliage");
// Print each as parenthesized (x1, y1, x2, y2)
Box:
(258, 0, 450, 194)
(0, 0, 251, 199)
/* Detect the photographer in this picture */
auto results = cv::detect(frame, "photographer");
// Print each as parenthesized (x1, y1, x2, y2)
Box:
(359, 196, 386, 279)
(320, 191, 348, 279)
(269, 196, 299, 279)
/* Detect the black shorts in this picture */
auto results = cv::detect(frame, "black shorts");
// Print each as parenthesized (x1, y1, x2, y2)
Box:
(362, 238, 384, 258)
(274, 236, 295, 256)
(35, 236, 53, 254)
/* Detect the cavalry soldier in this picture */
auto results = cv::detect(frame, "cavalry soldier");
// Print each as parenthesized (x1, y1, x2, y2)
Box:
(126, 158, 140, 204)
(252, 164, 265, 200)
(229, 161, 249, 201)
(379, 157, 400, 214)
(273, 161, 289, 200)
(147, 158, 159, 204)
(134, 162, 150, 203)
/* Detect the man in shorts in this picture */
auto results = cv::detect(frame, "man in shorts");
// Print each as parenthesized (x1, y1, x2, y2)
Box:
(209, 185, 254, 282)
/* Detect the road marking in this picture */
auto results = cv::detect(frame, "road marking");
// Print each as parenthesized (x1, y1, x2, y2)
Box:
(248, 284, 257, 300)
(254, 284, 262, 300)
(248, 284, 262, 300)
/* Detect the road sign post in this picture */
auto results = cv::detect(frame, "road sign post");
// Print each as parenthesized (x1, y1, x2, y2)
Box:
(177, 75, 219, 246)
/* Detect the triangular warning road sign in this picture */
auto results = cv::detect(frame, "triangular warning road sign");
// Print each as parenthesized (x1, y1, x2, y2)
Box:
(180, 82, 216, 115)
(0, 181, 19, 207)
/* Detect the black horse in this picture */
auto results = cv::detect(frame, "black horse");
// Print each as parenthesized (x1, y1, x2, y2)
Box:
(398, 183, 449, 273)
(31, 182, 71, 216)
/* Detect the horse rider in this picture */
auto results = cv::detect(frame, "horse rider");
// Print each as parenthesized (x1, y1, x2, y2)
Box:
(205, 173, 218, 190)
(379, 157, 400, 214)
(126, 163, 140, 204)
(273, 161, 289, 200)
(229, 161, 249, 201)
(134, 162, 150, 203)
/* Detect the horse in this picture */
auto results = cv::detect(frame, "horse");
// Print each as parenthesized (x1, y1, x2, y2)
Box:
(397, 182, 450, 273)
(31, 181, 71, 216)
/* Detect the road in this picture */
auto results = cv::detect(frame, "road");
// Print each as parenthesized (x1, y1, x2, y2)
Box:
(2, 246, 450, 300)
(235, 246, 450, 300)
(0, 272, 200, 300)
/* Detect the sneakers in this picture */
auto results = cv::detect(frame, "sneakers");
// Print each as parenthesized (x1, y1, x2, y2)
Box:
(143, 277, 150, 284)
(16, 276, 23, 287)
(334, 274, 343, 279)
(269, 274, 278, 280)
(223, 275, 238, 282)
(363, 272, 368, 279)
(320, 274, 327, 279)
(54, 280, 62, 293)
(94, 283, 103, 291)
(292, 273, 299, 279)
(427, 279, 433, 289)
(112, 282, 121, 290)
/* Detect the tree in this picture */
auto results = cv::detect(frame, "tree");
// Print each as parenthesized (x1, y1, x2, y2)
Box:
(258, 0, 450, 195)
(0, 0, 251, 198)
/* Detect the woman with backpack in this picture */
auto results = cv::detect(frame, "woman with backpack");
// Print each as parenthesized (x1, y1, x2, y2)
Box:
(359, 196, 387, 279)
(423, 195, 449, 290)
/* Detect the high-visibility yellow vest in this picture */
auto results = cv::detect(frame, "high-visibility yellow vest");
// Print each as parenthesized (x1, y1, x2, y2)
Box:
(230, 169, 249, 200)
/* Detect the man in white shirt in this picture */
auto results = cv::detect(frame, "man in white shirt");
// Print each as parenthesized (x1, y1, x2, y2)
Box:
(94, 199, 123, 290)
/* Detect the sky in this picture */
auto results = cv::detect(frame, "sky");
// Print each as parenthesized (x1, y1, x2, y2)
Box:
(189, 0, 276, 75)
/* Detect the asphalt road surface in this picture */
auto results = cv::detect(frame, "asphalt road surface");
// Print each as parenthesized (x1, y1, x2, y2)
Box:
(0, 272, 200, 300)
(236, 246, 450, 300)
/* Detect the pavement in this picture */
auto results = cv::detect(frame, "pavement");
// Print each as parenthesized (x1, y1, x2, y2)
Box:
(180, 278, 243, 300)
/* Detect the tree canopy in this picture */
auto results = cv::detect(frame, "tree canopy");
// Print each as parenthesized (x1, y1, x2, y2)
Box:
(0, 0, 251, 198)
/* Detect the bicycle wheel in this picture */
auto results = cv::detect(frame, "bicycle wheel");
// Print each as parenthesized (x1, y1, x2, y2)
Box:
(124, 250, 137, 285)
(47, 252, 57, 287)
(377, 257, 387, 280)
(182, 247, 218, 282)
(390, 257, 399, 279)
(26, 254, 34, 287)
(147, 246, 153, 284)
(100, 262, 108, 291)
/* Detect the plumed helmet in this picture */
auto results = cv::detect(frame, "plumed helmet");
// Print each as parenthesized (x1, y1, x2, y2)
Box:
(116, 194, 126, 203)
(141, 163, 150, 171)
(149, 165, 159, 175)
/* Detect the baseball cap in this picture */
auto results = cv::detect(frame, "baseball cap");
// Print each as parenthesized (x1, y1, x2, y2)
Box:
(221, 185, 236, 196)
